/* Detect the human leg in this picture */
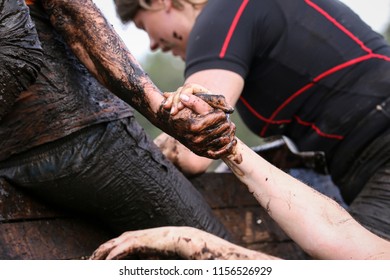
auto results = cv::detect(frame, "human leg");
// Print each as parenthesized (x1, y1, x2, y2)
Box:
(0, 117, 230, 239)
(348, 160, 390, 240)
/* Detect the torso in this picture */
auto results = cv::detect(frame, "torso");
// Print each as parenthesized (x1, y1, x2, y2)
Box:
(186, 0, 390, 183)
(0, 0, 132, 161)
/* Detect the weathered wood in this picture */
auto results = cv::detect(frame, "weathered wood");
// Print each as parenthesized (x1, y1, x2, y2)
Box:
(0, 173, 306, 260)
(0, 178, 112, 260)
(212, 207, 290, 244)
(192, 173, 307, 259)
(0, 219, 112, 260)
(247, 242, 309, 260)
(0, 178, 64, 222)
(190, 173, 259, 208)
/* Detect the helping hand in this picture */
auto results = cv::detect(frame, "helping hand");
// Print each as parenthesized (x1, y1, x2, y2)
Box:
(157, 85, 237, 159)
(163, 83, 234, 115)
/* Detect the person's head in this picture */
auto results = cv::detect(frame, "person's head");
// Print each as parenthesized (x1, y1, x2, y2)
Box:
(114, 0, 207, 60)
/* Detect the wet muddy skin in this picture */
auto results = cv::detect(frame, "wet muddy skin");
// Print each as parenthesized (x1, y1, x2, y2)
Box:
(156, 104, 237, 159)
(0, 0, 42, 121)
(90, 227, 273, 260)
(43, 0, 237, 160)
(1, 0, 234, 240)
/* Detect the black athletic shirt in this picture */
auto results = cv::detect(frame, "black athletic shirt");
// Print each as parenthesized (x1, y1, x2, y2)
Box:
(186, 0, 390, 194)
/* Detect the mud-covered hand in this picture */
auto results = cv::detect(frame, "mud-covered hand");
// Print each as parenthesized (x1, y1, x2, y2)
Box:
(157, 93, 237, 159)
(163, 83, 234, 115)
(89, 226, 276, 260)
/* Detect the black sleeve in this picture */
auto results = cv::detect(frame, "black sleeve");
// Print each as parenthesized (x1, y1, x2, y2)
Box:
(0, 0, 43, 121)
(185, 0, 284, 79)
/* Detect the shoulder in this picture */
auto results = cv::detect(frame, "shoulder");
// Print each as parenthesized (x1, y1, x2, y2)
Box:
(185, 0, 285, 78)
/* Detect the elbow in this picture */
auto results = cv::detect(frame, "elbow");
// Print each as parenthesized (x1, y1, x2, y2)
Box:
(179, 158, 211, 177)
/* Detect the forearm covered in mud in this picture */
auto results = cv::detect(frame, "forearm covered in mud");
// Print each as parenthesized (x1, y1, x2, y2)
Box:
(41, 0, 236, 158)
(90, 226, 278, 260)
(224, 140, 390, 260)
(0, 0, 43, 121)
(41, 0, 164, 124)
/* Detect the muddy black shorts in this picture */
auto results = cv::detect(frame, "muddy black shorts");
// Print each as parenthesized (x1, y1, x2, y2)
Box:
(0, 117, 229, 238)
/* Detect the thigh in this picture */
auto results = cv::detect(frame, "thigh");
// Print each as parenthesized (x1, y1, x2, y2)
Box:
(0, 118, 230, 239)
(86, 118, 229, 237)
(348, 160, 390, 240)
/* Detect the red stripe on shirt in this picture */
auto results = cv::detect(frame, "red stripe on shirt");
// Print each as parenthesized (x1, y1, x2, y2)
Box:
(305, 0, 373, 54)
(294, 116, 344, 140)
(253, 0, 390, 138)
(219, 0, 249, 58)
(260, 54, 375, 136)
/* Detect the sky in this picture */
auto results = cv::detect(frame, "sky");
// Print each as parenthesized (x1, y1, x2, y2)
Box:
(93, 0, 390, 61)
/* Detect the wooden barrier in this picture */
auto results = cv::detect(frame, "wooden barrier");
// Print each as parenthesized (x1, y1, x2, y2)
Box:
(0, 174, 307, 260)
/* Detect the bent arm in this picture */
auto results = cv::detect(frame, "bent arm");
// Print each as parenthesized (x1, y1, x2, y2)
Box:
(40, 0, 236, 158)
(155, 69, 244, 173)
(0, 0, 42, 121)
(41, 0, 163, 122)
(225, 140, 390, 260)
(154, 132, 213, 176)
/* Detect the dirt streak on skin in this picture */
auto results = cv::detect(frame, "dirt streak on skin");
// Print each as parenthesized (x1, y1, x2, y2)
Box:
(41, 0, 237, 158)
(156, 104, 235, 158)
(173, 31, 183, 40)
(42, 0, 158, 122)
(195, 93, 235, 113)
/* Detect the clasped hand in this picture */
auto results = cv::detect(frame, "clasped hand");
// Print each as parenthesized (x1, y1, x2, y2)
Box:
(158, 83, 237, 159)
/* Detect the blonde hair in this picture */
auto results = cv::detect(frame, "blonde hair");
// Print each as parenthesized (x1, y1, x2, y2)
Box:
(114, 0, 207, 23)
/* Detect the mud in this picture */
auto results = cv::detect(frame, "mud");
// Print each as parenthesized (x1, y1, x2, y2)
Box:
(0, 0, 42, 121)
(156, 104, 236, 159)
(195, 93, 235, 114)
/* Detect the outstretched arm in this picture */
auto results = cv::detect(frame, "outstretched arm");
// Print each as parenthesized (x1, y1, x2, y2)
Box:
(91, 226, 278, 260)
(40, 0, 236, 158)
(92, 92, 390, 260)
(91, 135, 390, 260)
(179, 92, 390, 259)
(223, 139, 390, 260)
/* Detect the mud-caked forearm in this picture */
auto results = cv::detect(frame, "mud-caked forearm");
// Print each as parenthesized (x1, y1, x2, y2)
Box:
(41, 0, 163, 123)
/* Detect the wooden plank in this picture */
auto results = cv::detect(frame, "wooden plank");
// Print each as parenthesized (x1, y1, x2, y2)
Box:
(0, 178, 64, 222)
(247, 242, 309, 260)
(0, 218, 112, 260)
(212, 207, 290, 244)
(190, 173, 259, 208)
(192, 173, 307, 260)
(0, 173, 305, 260)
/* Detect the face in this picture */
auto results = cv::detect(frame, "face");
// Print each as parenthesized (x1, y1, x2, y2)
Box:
(133, 1, 193, 60)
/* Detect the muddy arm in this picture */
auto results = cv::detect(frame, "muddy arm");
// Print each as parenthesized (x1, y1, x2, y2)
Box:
(0, 0, 42, 121)
(41, 0, 235, 158)
(90, 226, 278, 260)
(41, 0, 161, 120)
(223, 139, 390, 260)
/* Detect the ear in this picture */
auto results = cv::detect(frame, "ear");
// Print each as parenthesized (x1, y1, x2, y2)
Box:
(162, 0, 173, 12)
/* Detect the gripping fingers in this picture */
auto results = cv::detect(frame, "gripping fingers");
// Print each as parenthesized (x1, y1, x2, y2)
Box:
(181, 83, 211, 95)
(189, 110, 231, 132)
(90, 240, 117, 260)
(190, 121, 233, 145)
(207, 136, 237, 159)
(169, 83, 217, 115)
(194, 93, 234, 114)
(187, 119, 236, 159)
